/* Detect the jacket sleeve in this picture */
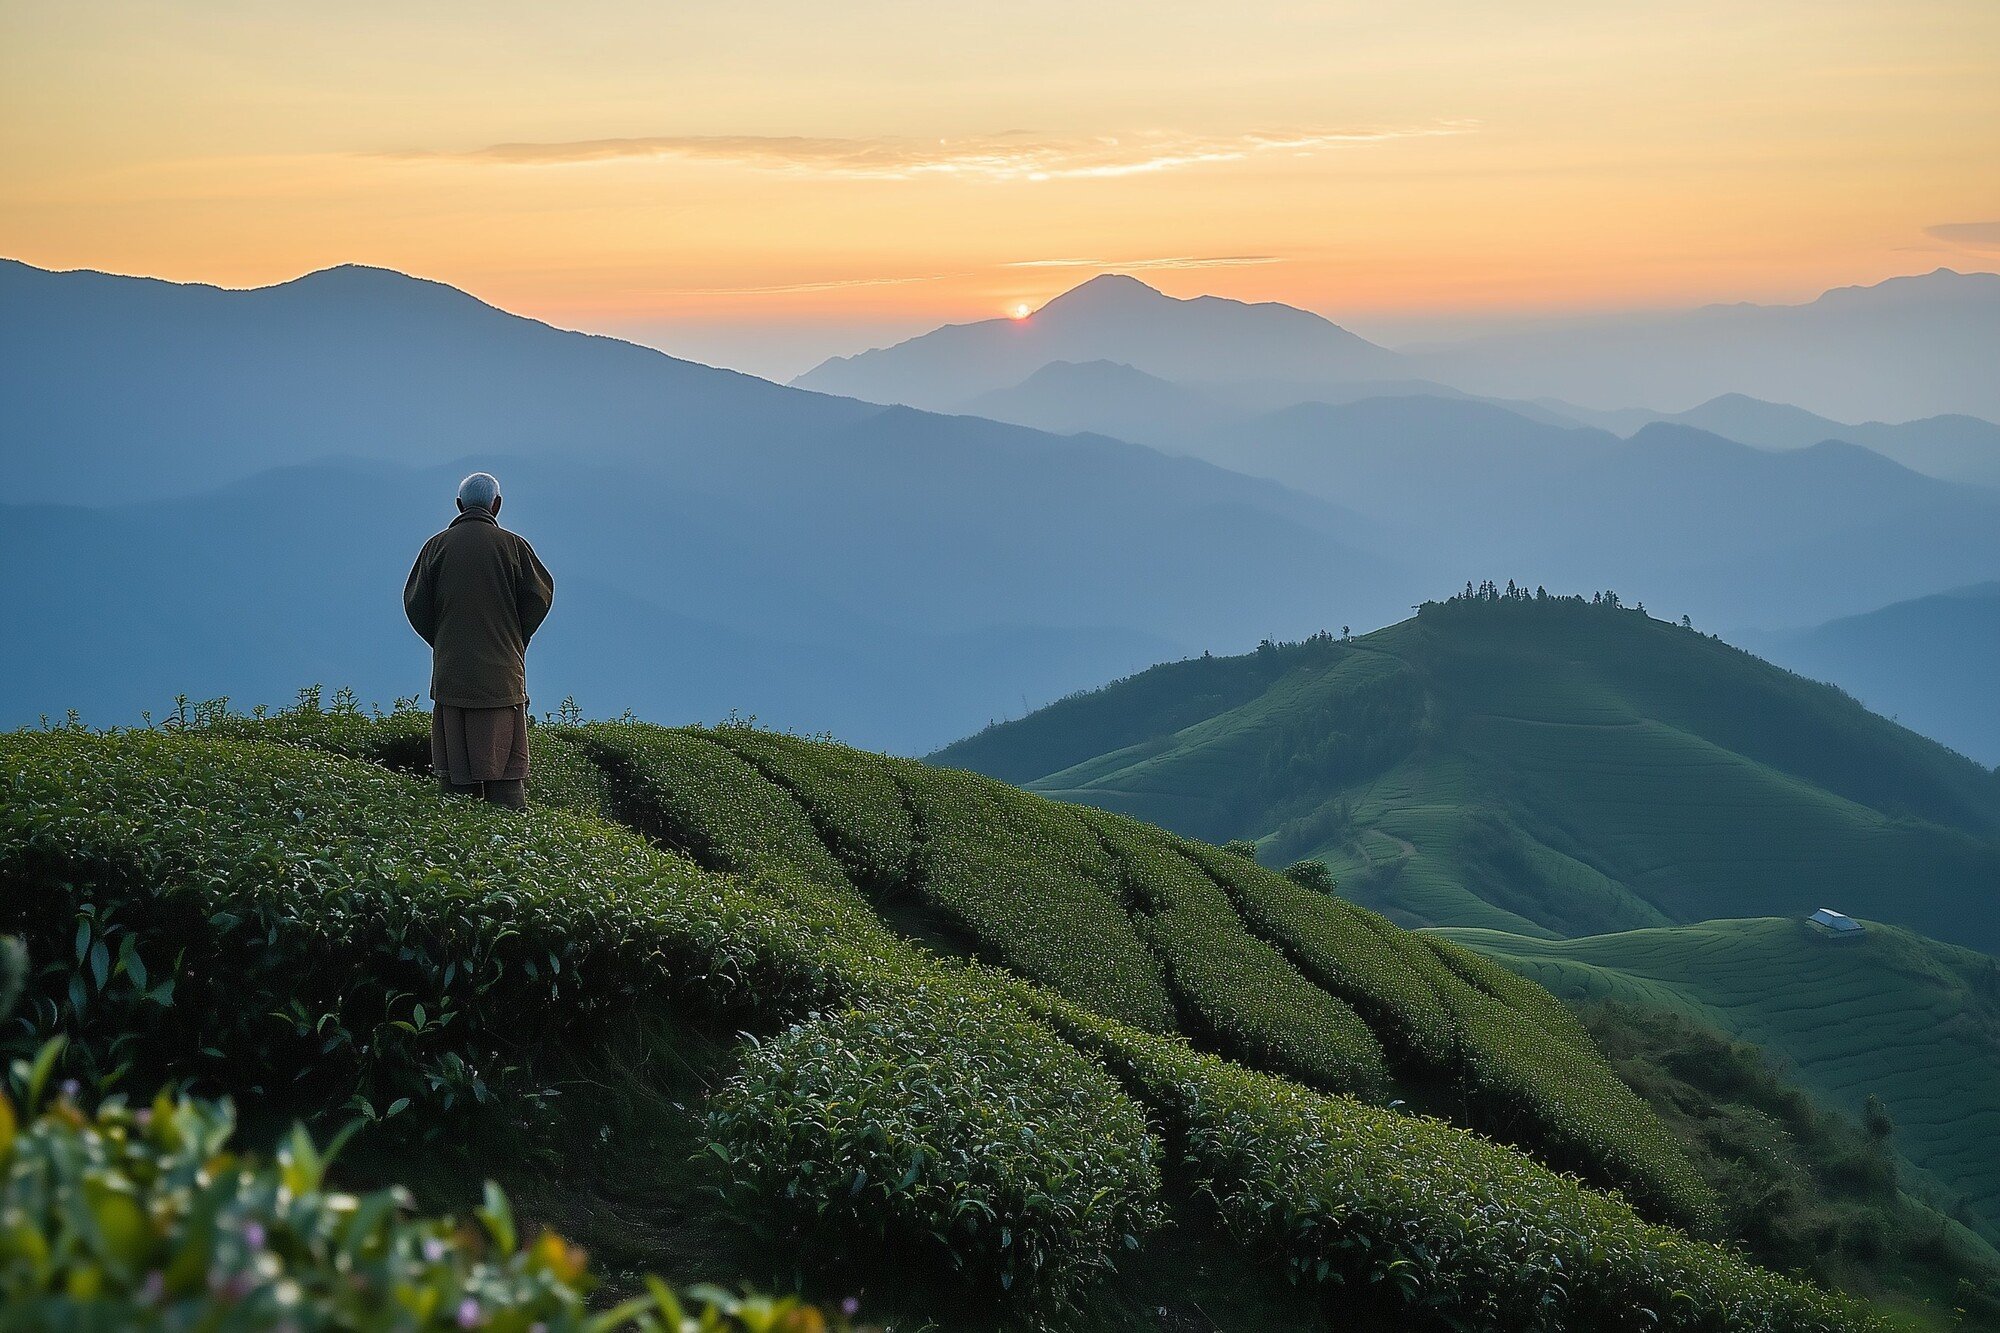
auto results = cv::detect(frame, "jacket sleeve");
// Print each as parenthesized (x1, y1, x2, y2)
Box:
(403, 541, 439, 646)
(517, 540, 555, 643)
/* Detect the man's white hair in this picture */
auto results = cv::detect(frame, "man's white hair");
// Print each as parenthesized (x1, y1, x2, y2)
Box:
(457, 472, 501, 511)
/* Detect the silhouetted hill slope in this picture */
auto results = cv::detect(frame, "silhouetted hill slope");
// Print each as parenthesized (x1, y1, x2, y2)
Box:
(1555, 393, 2000, 490)
(932, 594, 2000, 953)
(792, 273, 1405, 410)
(1739, 583, 2000, 767)
(1413, 269, 2000, 423)
(1440, 917, 2000, 1246)
(0, 257, 868, 505)
(0, 260, 1413, 750)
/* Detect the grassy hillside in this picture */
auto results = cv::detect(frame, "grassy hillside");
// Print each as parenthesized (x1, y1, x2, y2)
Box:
(1436, 917, 2000, 1247)
(0, 705, 1888, 1331)
(934, 591, 2000, 954)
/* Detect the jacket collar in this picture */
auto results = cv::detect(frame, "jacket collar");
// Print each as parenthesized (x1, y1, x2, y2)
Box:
(450, 507, 499, 528)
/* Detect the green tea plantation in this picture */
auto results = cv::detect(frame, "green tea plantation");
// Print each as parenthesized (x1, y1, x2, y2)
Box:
(0, 705, 1899, 1330)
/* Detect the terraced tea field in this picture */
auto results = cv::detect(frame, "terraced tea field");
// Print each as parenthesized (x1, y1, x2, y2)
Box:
(1440, 917, 2000, 1245)
(0, 713, 1897, 1331)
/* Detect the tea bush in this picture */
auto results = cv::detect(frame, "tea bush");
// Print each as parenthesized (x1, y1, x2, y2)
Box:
(1084, 815, 1388, 1096)
(0, 730, 843, 1129)
(0, 937, 21, 1030)
(574, 724, 852, 888)
(1192, 844, 1461, 1067)
(188, 688, 435, 777)
(173, 694, 613, 819)
(703, 731, 918, 893)
(894, 765, 1174, 1032)
(1190, 843, 1715, 1230)
(0, 726, 1862, 1327)
(1033, 993, 1877, 1333)
(0, 1070, 858, 1333)
(706, 985, 1164, 1301)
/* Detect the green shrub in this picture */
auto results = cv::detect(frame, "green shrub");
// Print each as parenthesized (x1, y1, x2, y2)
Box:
(186, 688, 434, 777)
(575, 724, 852, 888)
(1033, 992, 1877, 1333)
(518, 725, 617, 818)
(703, 731, 918, 893)
(706, 985, 1164, 1303)
(1283, 859, 1338, 894)
(1085, 815, 1387, 1096)
(893, 764, 1174, 1032)
(0, 937, 22, 1027)
(0, 1066, 858, 1332)
(1582, 1000, 2000, 1309)
(1191, 844, 1715, 1230)
(1192, 845, 1460, 1068)
(0, 730, 841, 1131)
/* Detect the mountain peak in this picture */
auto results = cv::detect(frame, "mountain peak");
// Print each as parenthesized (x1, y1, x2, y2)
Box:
(1039, 272, 1169, 314)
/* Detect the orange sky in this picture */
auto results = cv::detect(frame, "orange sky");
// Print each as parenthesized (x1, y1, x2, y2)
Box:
(4, 1, 1998, 377)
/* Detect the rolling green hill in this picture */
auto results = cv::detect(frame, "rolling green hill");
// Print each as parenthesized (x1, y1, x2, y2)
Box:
(933, 591, 2000, 953)
(1435, 917, 2000, 1247)
(0, 706, 1901, 1331)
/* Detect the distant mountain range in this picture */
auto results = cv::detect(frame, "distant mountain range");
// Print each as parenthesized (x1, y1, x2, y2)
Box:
(792, 272, 1407, 409)
(9, 257, 2000, 756)
(1411, 268, 2000, 424)
(0, 259, 1412, 751)
(1552, 392, 2000, 491)
(1738, 582, 2000, 767)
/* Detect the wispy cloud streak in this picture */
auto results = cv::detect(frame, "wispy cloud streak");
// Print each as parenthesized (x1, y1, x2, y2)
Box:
(1925, 220, 2000, 251)
(390, 126, 1469, 182)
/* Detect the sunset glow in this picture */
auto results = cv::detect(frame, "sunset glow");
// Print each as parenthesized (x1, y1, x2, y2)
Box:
(3, 1, 1997, 377)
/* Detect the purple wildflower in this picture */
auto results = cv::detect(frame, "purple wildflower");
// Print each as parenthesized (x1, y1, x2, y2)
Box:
(242, 1221, 267, 1250)
(456, 1298, 482, 1328)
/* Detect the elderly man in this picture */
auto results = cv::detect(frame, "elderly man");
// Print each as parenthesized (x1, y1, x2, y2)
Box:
(403, 472, 555, 809)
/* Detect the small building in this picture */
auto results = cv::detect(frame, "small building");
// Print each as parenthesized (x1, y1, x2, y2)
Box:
(1807, 907, 1865, 939)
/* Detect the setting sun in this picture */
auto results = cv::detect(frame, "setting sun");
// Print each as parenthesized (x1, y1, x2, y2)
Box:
(1010, 303, 1032, 320)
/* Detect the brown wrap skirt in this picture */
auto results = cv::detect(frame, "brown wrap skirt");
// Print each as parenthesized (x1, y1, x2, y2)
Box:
(431, 703, 530, 785)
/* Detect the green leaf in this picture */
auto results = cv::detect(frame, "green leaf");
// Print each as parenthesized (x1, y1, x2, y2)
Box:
(24, 1036, 67, 1111)
(477, 1179, 516, 1253)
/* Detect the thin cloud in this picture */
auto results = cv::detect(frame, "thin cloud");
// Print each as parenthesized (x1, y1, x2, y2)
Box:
(1002, 255, 1282, 270)
(1924, 220, 2000, 251)
(389, 126, 1468, 183)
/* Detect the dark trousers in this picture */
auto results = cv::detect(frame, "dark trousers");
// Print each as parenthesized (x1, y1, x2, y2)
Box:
(440, 777, 527, 810)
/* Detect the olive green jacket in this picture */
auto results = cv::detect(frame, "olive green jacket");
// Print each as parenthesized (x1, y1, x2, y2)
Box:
(403, 508, 555, 709)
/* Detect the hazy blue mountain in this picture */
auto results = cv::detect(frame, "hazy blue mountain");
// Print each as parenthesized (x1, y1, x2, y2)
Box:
(1181, 398, 2000, 626)
(791, 273, 1406, 410)
(1550, 392, 2000, 490)
(956, 359, 1238, 442)
(0, 258, 874, 505)
(0, 260, 1418, 750)
(1737, 583, 2000, 767)
(1413, 269, 2000, 424)
(957, 357, 1584, 449)
(1, 462, 1198, 752)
